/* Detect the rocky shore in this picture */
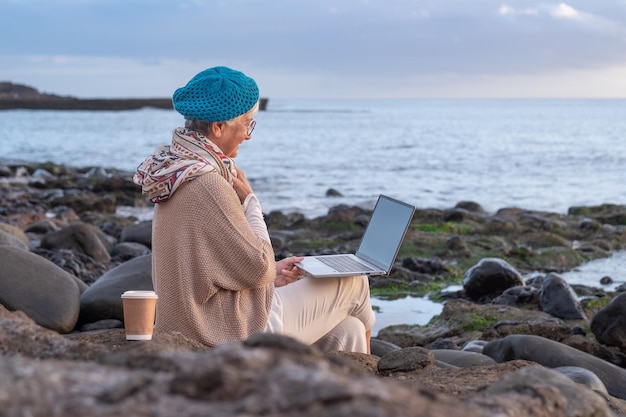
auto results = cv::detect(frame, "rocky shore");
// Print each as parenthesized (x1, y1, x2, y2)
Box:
(2, 161, 626, 416)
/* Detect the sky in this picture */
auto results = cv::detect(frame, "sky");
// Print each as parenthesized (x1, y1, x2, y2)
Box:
(1, 0, 626, 99)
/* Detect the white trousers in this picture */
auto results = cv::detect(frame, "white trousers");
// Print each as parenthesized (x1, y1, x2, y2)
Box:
(265, 274, 375, 353)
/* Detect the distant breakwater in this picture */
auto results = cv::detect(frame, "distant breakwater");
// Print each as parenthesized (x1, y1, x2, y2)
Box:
(0, 97, 268, 111)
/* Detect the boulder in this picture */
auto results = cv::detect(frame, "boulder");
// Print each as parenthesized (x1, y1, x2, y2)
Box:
(0, 229, 30, 250)
(112, 241, 151, 261)
(462, 257, 525, 301)
(40, 221, 113, 262)
(539, 273, 587, 320)
(431, 349, 497, 368)
(377, 346, 435, 375)
(79, 254, 153, 326)
(483, 366, 610, 416)
(370, 338, 401, 357)
(0, 246, 80, 333)
(483, 334, 626, 400)
(553, 366, 609, 396)
(590, 292, 626, 350)
(120, 220, 152, 247)
(0, 222, 33, 249)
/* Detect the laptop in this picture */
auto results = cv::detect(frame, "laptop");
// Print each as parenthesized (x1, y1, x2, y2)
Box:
(295, 195, 415, 277)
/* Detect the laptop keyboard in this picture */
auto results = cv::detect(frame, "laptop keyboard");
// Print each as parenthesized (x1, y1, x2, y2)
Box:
(315, 256, 375, 273)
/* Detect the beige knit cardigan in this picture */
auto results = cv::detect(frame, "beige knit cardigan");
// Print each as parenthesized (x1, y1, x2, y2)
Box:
(151, 172, 276, 346)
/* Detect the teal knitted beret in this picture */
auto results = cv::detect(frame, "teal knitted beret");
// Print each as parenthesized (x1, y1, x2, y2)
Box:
(172, 66, 259, 122)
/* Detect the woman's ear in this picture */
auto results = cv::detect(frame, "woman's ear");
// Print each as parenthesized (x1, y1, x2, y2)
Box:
(210, 122, 225, 137)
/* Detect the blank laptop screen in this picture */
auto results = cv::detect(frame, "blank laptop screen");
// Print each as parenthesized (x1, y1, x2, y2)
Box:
(356, 196, 414, 270)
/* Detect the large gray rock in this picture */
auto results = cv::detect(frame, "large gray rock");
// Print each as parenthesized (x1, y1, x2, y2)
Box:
(539, 272, 587, 320)
(40, 222, 113, 262)
(0, 246, 80, 333)
(590, 292, 626, 350)
(79, 254, 153, 325)
(483, 334, 626, 400)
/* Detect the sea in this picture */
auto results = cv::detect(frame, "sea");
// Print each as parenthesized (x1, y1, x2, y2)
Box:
(2, 98, 626, 334)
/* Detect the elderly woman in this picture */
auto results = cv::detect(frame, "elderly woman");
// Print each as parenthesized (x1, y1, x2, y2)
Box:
(134, 66, 374, 353)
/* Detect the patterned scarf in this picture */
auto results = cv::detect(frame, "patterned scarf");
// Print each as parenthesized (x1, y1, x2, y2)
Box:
(133, 127, 236, 203)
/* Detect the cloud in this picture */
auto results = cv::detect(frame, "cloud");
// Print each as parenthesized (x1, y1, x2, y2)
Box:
(1, 0, 626, 98)
(551, 3, 581, 20)
(498, 5, 538, 16)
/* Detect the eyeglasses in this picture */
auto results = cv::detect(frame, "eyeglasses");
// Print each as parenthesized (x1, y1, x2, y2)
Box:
(244, 119, 256, 136)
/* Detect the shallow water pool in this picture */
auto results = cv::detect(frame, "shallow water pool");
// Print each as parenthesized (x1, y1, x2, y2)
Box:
(371, 250, 626, 335)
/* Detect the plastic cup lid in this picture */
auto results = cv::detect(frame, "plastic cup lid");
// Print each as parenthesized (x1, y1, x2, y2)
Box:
(121, 290, 158, 299)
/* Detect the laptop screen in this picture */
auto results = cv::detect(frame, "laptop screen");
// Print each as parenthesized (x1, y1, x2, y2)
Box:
(355, 195, 415, 270)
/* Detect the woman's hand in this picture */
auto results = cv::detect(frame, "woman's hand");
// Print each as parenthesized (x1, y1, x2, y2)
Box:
(232, 168, 254, 204)
(274, 256, 305, 287)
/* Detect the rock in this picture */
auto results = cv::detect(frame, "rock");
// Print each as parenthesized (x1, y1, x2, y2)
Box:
(0, 303, 208, 363)
(78, 254, 153, 326)
(79, 319, 124, 332)
(0, 339, 487, 417)
(377, 346, 435, 374)
(431, 349, 497, 368)
(454, 201, 485, 213)
(462, 339, 489, 353)
(0, 222, 33, 248)
(112, 241, 151, 261)
(483, 334, 626, 400)
(402, 257, 450, 276)
(429, 338, 458, 350)
(377, 299, 562, 349)
(483, 366, 611, 417)
(462, 258, 525, 302)
(590, 292, 626, 350)
(120, 220, 152, 247)
(32, 247, 107, 287)
(370, 338, 401, 357)
(553, 366, 609, 396)
(47, 188, 118, 214)
(492, 285, 539, 306)
(24, 218, 61, 234)
(40, 221, 114, 262)
(0, 229, 30, 250)
(539, 272, 587, 320)
(0, 246, 80, 333)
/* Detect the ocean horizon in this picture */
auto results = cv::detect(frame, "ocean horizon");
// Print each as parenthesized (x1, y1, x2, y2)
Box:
(2, 98, 625, 219)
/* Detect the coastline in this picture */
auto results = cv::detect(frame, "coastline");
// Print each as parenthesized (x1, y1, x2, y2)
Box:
(3, 160, 626, 414)
(0, 97, 268, 111)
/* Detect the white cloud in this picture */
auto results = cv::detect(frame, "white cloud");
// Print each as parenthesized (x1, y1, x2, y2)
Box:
(551, 3, 582, 20)
(548, 2, 626, 40)
(498, 4, 537, 16)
